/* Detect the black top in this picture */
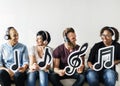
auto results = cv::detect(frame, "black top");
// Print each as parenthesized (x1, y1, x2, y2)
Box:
(87, 41, 120, 70)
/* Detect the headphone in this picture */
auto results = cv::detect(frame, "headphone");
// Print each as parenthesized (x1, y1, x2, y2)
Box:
(64, 31, 70, 43)
(4, 27, 14, 40)
(43, 31, 48, 45)
(109, 27, 115, 40)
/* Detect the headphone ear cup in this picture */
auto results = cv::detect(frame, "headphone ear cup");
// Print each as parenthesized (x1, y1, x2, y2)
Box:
(64, 35, 70, 42)
(4, 34, 10, 40)
(43, 40, 48, 45)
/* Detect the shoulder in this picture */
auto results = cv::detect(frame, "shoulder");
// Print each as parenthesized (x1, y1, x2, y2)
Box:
(55, 44, 64, 50)
(0, 43, 8, 49)
(113, 41, 120, 48)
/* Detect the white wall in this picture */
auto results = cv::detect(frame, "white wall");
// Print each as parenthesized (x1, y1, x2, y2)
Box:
(0, 0, 120, 49)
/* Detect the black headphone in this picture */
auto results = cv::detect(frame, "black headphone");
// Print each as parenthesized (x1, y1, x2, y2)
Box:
(64, 32, 70, 43)
(4, 27, 14, 40)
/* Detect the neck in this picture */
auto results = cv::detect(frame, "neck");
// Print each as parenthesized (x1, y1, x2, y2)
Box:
(104, 41, 112, 46)
(65, 42, 76, 52)
(8, 40, 17, 47)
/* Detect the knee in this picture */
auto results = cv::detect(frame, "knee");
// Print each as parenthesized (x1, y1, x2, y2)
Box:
(0, 70, 8, 76)
(104, 69, 116, 80)
(79, 74, 85, 81)
(86, 70, 98, 82)
(104, 69, 116, 84)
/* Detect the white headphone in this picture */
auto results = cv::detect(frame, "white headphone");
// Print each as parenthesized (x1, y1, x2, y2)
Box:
(43, 31, 48, 45)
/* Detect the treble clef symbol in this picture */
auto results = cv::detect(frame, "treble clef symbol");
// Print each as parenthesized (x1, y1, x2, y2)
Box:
(64, 43, 88, 76)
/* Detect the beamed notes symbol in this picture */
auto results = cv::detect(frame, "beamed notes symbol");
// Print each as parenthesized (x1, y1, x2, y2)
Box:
(93, 46, 114, 71)
(64, 43, 88, 76)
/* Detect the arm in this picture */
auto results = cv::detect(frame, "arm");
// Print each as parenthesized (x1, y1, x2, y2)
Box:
(77, 56, 85, 73)
(54, 58, 65, 76)
(18, 46, 29, 72)
(28, 55, 39, 72)
(114, 60, 120, 65)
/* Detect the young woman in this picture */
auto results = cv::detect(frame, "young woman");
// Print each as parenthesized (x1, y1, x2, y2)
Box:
(86, 26, 120, 86)
(27, 30, 52, 86)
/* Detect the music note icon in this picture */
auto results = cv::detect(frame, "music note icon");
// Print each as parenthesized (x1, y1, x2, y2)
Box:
(64, 43, 88, 76)
(38, 47, 52, 69)
(93, 46, 114, 71)
(10, 50, 20, 72)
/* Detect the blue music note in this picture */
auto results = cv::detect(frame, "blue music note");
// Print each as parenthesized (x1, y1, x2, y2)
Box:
(38, 47, 52, 69)
(93, 46, 114, 71)
(64, 43, 88, 76)
(10, 50, 20, 72)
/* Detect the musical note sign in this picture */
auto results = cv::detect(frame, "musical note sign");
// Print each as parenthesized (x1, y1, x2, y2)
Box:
(10, 50, 20, 73)
(93, 46, 114, 71)
(64, 43, 88, 76)
(38, 47, 52, 69)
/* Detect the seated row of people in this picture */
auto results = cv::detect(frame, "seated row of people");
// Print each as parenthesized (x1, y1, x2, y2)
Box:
(0, 26, 120, 86)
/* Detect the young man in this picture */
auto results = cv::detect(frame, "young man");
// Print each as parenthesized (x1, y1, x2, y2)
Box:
(0, 27, 29, 86)
(49, 27, 85, 86)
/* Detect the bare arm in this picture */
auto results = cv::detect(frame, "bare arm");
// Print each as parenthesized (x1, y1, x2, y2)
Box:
(28, 55, 39, 71)
(87, 61, 93, 69)
(114, 60, 120, 65)
(53, 58, 65, 76)
(77, 56, 85, 73)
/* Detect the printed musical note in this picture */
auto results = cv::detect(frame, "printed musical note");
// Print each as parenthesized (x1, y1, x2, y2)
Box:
(38, 47, 52, 69)
(64, 43, 88, 76)
(10, 50, 20, 72)
(93, 46, 114, 71)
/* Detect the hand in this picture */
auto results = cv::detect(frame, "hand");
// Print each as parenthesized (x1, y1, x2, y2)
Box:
(58, 70, 65, 76)
(18, 66, 26, 72)
(77, 65, 84, 73)
(30, 63, 40, 71)
(89, 65, 93, 70)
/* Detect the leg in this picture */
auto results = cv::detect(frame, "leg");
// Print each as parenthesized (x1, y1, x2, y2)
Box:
(103, 69, 116, 86)
(86, 69, 99, 86)
(39, 70, 48, 86)
(49, 72, 63, 86)
(14, 71, 27, 86)
(27, 71, 38, 86)
(0, 69, 11, 86)
(72, 72, 85, 86)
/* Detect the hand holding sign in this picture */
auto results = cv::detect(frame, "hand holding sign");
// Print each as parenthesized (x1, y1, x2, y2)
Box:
(93, 46, 114, 71)
(64, 43, 88, 76)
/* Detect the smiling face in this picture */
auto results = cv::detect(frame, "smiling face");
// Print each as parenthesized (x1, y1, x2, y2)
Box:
(36, 35, 44, 46)
(9, 28, 19, 45)
(101, 30, 113, 45)
(67, 32, 76, 45)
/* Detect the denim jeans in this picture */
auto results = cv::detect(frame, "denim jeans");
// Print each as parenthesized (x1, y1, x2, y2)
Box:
(86, 68, 117, 86)
(49, 71, 85, 86)
(0, 69, 27, 86)
(27, 70, 48, 86)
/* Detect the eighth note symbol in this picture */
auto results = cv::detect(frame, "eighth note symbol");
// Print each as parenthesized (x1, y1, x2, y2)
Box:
(38, 47, 52, 69)
(10, 50, 20, 72)
(64, 43, 88, 76)
(93, 46, 114, 71)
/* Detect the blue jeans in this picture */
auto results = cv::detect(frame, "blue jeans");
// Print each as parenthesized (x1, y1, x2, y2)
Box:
(49, 71, 85, 86)
(27, 70, 48, 86)
(86, 69, 117, 86)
